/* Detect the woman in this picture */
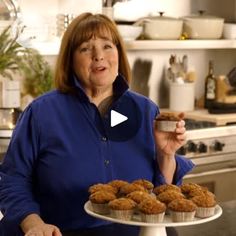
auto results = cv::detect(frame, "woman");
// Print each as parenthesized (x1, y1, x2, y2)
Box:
(0, 13, 194, 236)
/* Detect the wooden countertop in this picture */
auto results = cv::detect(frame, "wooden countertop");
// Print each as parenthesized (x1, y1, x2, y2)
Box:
(160, 109, 236, 126)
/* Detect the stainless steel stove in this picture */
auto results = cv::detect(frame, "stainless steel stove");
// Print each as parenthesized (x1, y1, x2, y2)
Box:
(179, 119, 236, 202)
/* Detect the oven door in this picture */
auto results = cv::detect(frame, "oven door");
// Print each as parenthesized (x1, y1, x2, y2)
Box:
(183, 154, 236, 202)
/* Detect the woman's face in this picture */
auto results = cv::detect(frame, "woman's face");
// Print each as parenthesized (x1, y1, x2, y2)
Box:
(73, 33, 119, 94)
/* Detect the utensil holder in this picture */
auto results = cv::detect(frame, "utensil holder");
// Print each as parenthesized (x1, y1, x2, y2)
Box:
(169, 82, 195, 111)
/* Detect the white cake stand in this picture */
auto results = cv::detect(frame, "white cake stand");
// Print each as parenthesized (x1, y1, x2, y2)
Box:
(84, 201, 222, 236)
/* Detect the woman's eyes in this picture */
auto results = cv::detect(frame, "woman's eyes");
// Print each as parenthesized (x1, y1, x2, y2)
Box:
(79, 46, 90, 52)
(79, 43, 114, 53)
(104, 44, 113, 49)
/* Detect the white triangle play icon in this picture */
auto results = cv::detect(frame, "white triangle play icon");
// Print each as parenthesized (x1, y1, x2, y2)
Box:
(111, 110, 128, 127)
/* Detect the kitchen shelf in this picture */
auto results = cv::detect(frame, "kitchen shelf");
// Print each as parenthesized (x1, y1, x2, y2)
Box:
(31, 39, 236, 55)
(124, 39, 236, 50)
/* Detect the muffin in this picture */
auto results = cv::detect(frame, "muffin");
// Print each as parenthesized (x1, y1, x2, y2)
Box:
(188, 188, 216, 199)
(108, 180, 129, 193)
(138, 198, 166, 223)
(191, 194, 217, 218)
(168, 198, 197, 222)
(153, 184, 181, 196)
(155, 112, 181, 132)
(89, 190, 116, 214)
(132, 179, 154, 193)
(180, 183, 203, 195)
(127, 191, 154, 204)
(108, 198, 136, 220)
(88, 183, 117, 195)
(119, 183, 147, 196)
(126, 190, 155, 213)
(156, 190, 185, 206)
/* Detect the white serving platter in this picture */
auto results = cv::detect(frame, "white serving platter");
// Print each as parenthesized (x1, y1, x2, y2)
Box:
(84, 201, 222, 236)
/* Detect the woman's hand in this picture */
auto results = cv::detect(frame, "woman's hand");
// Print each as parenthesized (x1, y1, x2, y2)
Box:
(24, 223, 62, 236)
(21, 214, 62, 236)
(154, 113, 186, 157)
(154, 113, 186, 184)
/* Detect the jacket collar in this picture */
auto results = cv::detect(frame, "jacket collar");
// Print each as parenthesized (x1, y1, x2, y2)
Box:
(73, 74, 129, 102)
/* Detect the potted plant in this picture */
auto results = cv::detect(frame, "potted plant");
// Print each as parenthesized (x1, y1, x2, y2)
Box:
(0, 25, 26, 80)
(21, 49, 54, 98)
(0, 25, 54, 108)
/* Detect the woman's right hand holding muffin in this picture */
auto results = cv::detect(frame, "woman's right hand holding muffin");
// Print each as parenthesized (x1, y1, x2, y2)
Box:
(154, 112, 186, 184)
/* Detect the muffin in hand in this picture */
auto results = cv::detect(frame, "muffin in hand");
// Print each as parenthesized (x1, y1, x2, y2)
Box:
(155, 112, 183, 132)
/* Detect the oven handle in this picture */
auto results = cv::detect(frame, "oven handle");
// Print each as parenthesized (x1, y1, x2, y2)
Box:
(191, 153, 236, 166)
(184, 167, 236, 179)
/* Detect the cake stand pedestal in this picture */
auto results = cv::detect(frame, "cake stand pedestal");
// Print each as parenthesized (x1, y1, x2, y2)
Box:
(139, 226, 166, 236)
(84, 201, 222, 236)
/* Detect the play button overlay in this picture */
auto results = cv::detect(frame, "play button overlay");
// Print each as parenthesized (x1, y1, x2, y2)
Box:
(111, 110, 128, 127)
(103, 95, 142, 142)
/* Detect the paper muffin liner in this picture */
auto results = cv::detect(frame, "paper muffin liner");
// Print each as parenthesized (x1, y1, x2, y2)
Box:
(140, 212, 165, 223)
(156, 120, 177, 132)
(110, 209, 134, 220)
(133, 206, 140, 214)
(165, 208, 171, 215)
(169, 210, 196, 222)
(195, 206, 216, 218)
(90, 202, 110, 215)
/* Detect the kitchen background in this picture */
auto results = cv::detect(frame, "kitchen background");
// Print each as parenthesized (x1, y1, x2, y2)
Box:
(12, 0, 236, 108)
(1, 1, 236, 231)
(17, 0, 236, 202)
(1, 0, 236, 202)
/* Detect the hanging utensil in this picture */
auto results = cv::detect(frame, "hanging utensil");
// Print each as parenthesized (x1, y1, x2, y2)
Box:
(182, 55, 188, 73)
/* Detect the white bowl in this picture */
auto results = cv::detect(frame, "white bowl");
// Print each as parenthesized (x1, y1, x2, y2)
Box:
(223, 23, 236, 39)
(183, 15, 224, 39)
(117, 25, 142, 41)
(142, 16, 183, 40)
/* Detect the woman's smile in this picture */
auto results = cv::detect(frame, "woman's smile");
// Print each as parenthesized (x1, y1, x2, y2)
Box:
(91, 65, 107, 73)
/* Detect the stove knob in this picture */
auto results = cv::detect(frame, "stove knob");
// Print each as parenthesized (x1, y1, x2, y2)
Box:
(213, 140, 225, 151)
(177, 146, 187, 155)
(198, 142, 207, 153)
(187, 141, 197, 153)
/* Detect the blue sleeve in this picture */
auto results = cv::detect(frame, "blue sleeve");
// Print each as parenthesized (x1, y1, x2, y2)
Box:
(0, 105, 40, 230)
(154, 155, 195, 186)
